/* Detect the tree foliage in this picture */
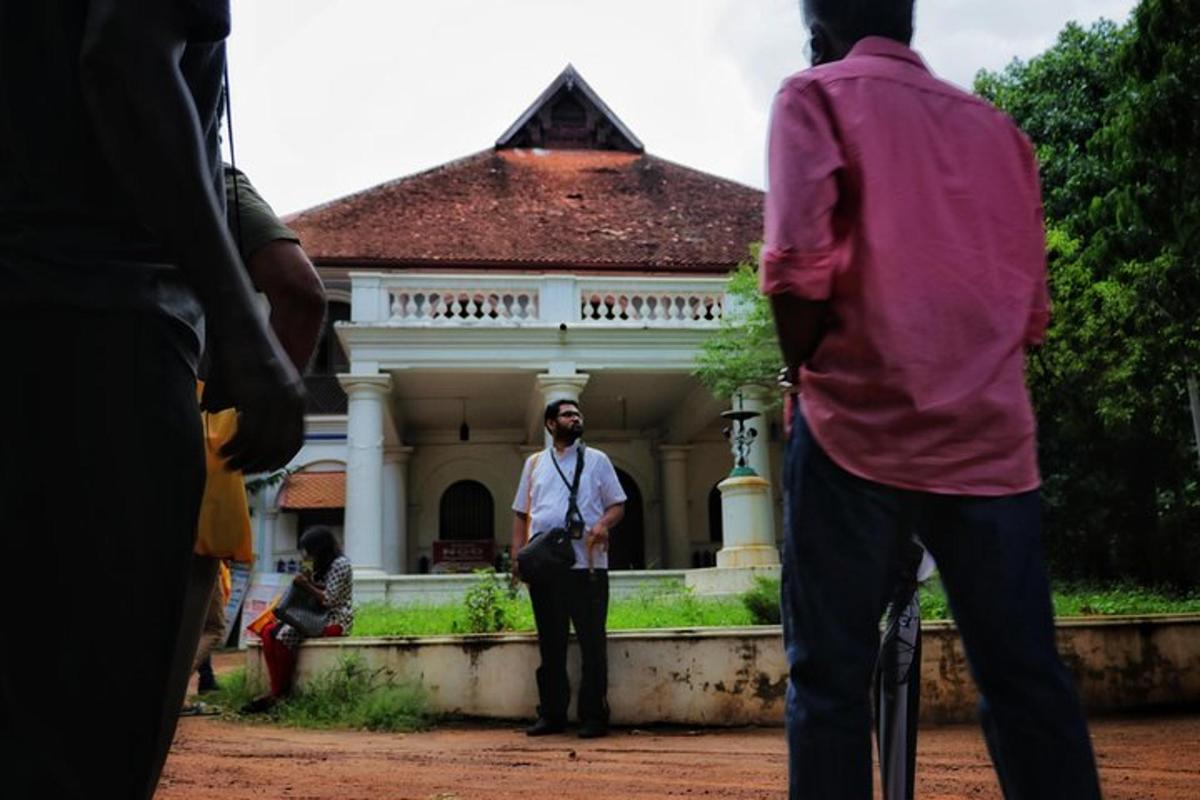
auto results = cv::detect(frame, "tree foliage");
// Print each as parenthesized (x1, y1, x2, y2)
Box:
(695, 245, 784, 400)
(976, 2, 1200, 584)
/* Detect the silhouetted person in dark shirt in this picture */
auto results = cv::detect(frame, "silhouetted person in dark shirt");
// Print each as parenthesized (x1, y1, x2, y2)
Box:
(0, 2, 305, 797)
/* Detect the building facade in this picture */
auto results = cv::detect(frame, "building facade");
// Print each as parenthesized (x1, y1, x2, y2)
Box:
(255, 66, 782, 578)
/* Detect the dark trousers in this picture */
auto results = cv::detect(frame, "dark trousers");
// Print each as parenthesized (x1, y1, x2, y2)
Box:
(782, 416, 1101, 800)
(528, 568, 610, 724)
(0, 308, 205, 799)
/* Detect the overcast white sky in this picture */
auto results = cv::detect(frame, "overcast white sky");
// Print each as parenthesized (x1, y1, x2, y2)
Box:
(225, 0, 1138, 216)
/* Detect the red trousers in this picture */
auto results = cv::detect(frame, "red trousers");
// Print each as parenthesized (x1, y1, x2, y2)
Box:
(260, 620, 344, 697)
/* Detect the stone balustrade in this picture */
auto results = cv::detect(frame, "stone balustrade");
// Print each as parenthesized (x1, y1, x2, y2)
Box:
(349, 272, 727, 327)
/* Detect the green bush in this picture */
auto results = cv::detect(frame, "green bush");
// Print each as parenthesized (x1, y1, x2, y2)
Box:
(280, 655, 427, 731)
(455, 569, 521, 634)
(740, 577, 782, 625)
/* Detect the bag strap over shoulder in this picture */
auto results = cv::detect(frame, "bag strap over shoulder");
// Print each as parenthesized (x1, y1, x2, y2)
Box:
(524, 451, 543, 541)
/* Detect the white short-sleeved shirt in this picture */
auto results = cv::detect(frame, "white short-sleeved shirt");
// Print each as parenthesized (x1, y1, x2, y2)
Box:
(512, 444, 627, 570)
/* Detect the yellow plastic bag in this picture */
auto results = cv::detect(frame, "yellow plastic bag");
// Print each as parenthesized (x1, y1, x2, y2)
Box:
(245, 595, 279, 637)
(195, 384, 254, 562)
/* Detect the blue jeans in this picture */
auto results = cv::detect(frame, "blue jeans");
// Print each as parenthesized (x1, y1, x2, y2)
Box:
(782, 416, 1100, 799)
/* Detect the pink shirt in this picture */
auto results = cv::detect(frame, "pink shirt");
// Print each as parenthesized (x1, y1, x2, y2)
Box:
(760, 37, 1049, 496)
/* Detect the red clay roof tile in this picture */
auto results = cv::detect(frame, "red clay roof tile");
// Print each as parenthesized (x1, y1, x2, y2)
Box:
(277, 471, 345, 510)
(285, 149, 763, 273)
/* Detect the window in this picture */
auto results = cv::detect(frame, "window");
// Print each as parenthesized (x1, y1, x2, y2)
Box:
(439, 480, 494, 541)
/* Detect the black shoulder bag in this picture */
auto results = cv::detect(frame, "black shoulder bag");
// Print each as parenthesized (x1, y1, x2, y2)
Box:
(517, 444, 586, 584)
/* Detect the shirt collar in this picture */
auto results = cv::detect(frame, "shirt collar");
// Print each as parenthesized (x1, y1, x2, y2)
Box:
(847, 36, 928, 71)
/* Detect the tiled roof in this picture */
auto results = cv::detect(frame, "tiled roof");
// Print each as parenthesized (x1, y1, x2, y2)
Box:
(285, 149, 763, 273)
(277, 471, 345, 510)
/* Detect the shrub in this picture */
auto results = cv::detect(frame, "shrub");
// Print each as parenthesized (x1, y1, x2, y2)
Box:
(455, 569, 519, 634)
(206, 656, 429, 732)
(280, 654, 427, 731)
(740, 577, 782, 625)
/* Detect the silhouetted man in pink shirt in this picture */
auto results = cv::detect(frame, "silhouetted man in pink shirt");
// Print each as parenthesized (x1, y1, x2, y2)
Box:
(762, 1, 1102, 797)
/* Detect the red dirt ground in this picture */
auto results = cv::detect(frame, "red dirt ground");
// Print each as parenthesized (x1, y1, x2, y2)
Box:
(158, 716, 1200, 799)
(161, 654, 1199, 800)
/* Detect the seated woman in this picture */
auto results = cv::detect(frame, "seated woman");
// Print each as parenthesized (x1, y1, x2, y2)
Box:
(243, 526, 354, 712)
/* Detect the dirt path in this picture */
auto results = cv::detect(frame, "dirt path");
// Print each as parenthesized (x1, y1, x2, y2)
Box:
(158, 713, 1200, 799)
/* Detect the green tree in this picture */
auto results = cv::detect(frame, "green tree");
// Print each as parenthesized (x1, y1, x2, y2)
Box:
(695, 245, 783, 400)
(976, 5, 1200, 583)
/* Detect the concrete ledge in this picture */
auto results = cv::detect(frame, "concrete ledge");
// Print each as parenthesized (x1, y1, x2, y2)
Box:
(248, 614, 1200, 726)
(685, 565, 782, 596)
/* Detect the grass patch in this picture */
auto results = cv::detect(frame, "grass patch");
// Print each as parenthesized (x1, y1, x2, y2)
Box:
(353, 579, 752, 637)
(202, 656, 430, 732)
(609, 580, 754, 629)
(200, 665, 260, 710)
(348, 577, 1200, 638)
(918, 579, 1200, 621)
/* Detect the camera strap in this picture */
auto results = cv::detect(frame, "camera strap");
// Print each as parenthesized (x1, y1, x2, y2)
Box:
(549, 443, 586, 538)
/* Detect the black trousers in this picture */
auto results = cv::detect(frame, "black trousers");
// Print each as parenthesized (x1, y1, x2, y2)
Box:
(0, 308, 205, 799)
(528, 568, 610, 724)
(782, 415, 1100, 800)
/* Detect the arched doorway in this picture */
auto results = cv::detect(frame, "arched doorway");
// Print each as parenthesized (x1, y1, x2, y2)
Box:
(439, 480, 494, 541)
(708, 483, 723, 545)
(608, 469, 644, 570)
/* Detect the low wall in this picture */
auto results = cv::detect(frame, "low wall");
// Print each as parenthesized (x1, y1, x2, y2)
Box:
(247, 615, 1200, 725)
(353, 569, 690, 605)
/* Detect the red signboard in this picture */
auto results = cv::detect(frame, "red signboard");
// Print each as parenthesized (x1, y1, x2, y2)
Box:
(432, 539, 496, 573)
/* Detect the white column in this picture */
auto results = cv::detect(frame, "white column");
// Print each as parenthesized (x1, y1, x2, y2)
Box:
(381, 446, 413, 574)
(535, 373, 590, 446)
(659, 445, 691, 569)
(339, 374, 392, 577)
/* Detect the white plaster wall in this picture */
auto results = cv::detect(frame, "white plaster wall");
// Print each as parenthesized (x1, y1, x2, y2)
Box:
(250, 616, 1200, 726)
(587, 437, 661, 569)
(406, 436, 661, 573)
(253, 627, 788, 726)
(408, 442, 526, 572)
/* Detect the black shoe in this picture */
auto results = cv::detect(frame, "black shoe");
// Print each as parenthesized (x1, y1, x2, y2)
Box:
(239, 695, 278, 715)
(578, 720, 609, 739)
(197, 676, 219, 694)
(525, 717, 566, 736)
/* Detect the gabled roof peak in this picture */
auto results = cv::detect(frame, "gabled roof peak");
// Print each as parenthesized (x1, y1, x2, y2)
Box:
(496, 65, 643, 153)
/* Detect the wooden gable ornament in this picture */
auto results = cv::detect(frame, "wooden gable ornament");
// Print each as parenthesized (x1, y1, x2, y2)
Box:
(495, 64, 644, 153)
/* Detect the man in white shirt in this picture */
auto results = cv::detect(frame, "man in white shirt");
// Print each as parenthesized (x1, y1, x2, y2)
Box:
(511, 399, 626, 738)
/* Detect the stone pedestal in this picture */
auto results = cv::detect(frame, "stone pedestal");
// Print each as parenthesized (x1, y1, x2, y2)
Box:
(715, 475, 780, 568)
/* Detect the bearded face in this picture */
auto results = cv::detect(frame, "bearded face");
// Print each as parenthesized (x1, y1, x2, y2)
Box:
(549, 404, 584, 443)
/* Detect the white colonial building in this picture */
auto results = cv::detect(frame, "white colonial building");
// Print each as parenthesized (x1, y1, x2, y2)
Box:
(254, 67, 783, 585)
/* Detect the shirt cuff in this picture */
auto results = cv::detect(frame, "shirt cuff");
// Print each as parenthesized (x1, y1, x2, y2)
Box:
(759, 246, 839, 301)
(1025, 309, 1050, 345)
